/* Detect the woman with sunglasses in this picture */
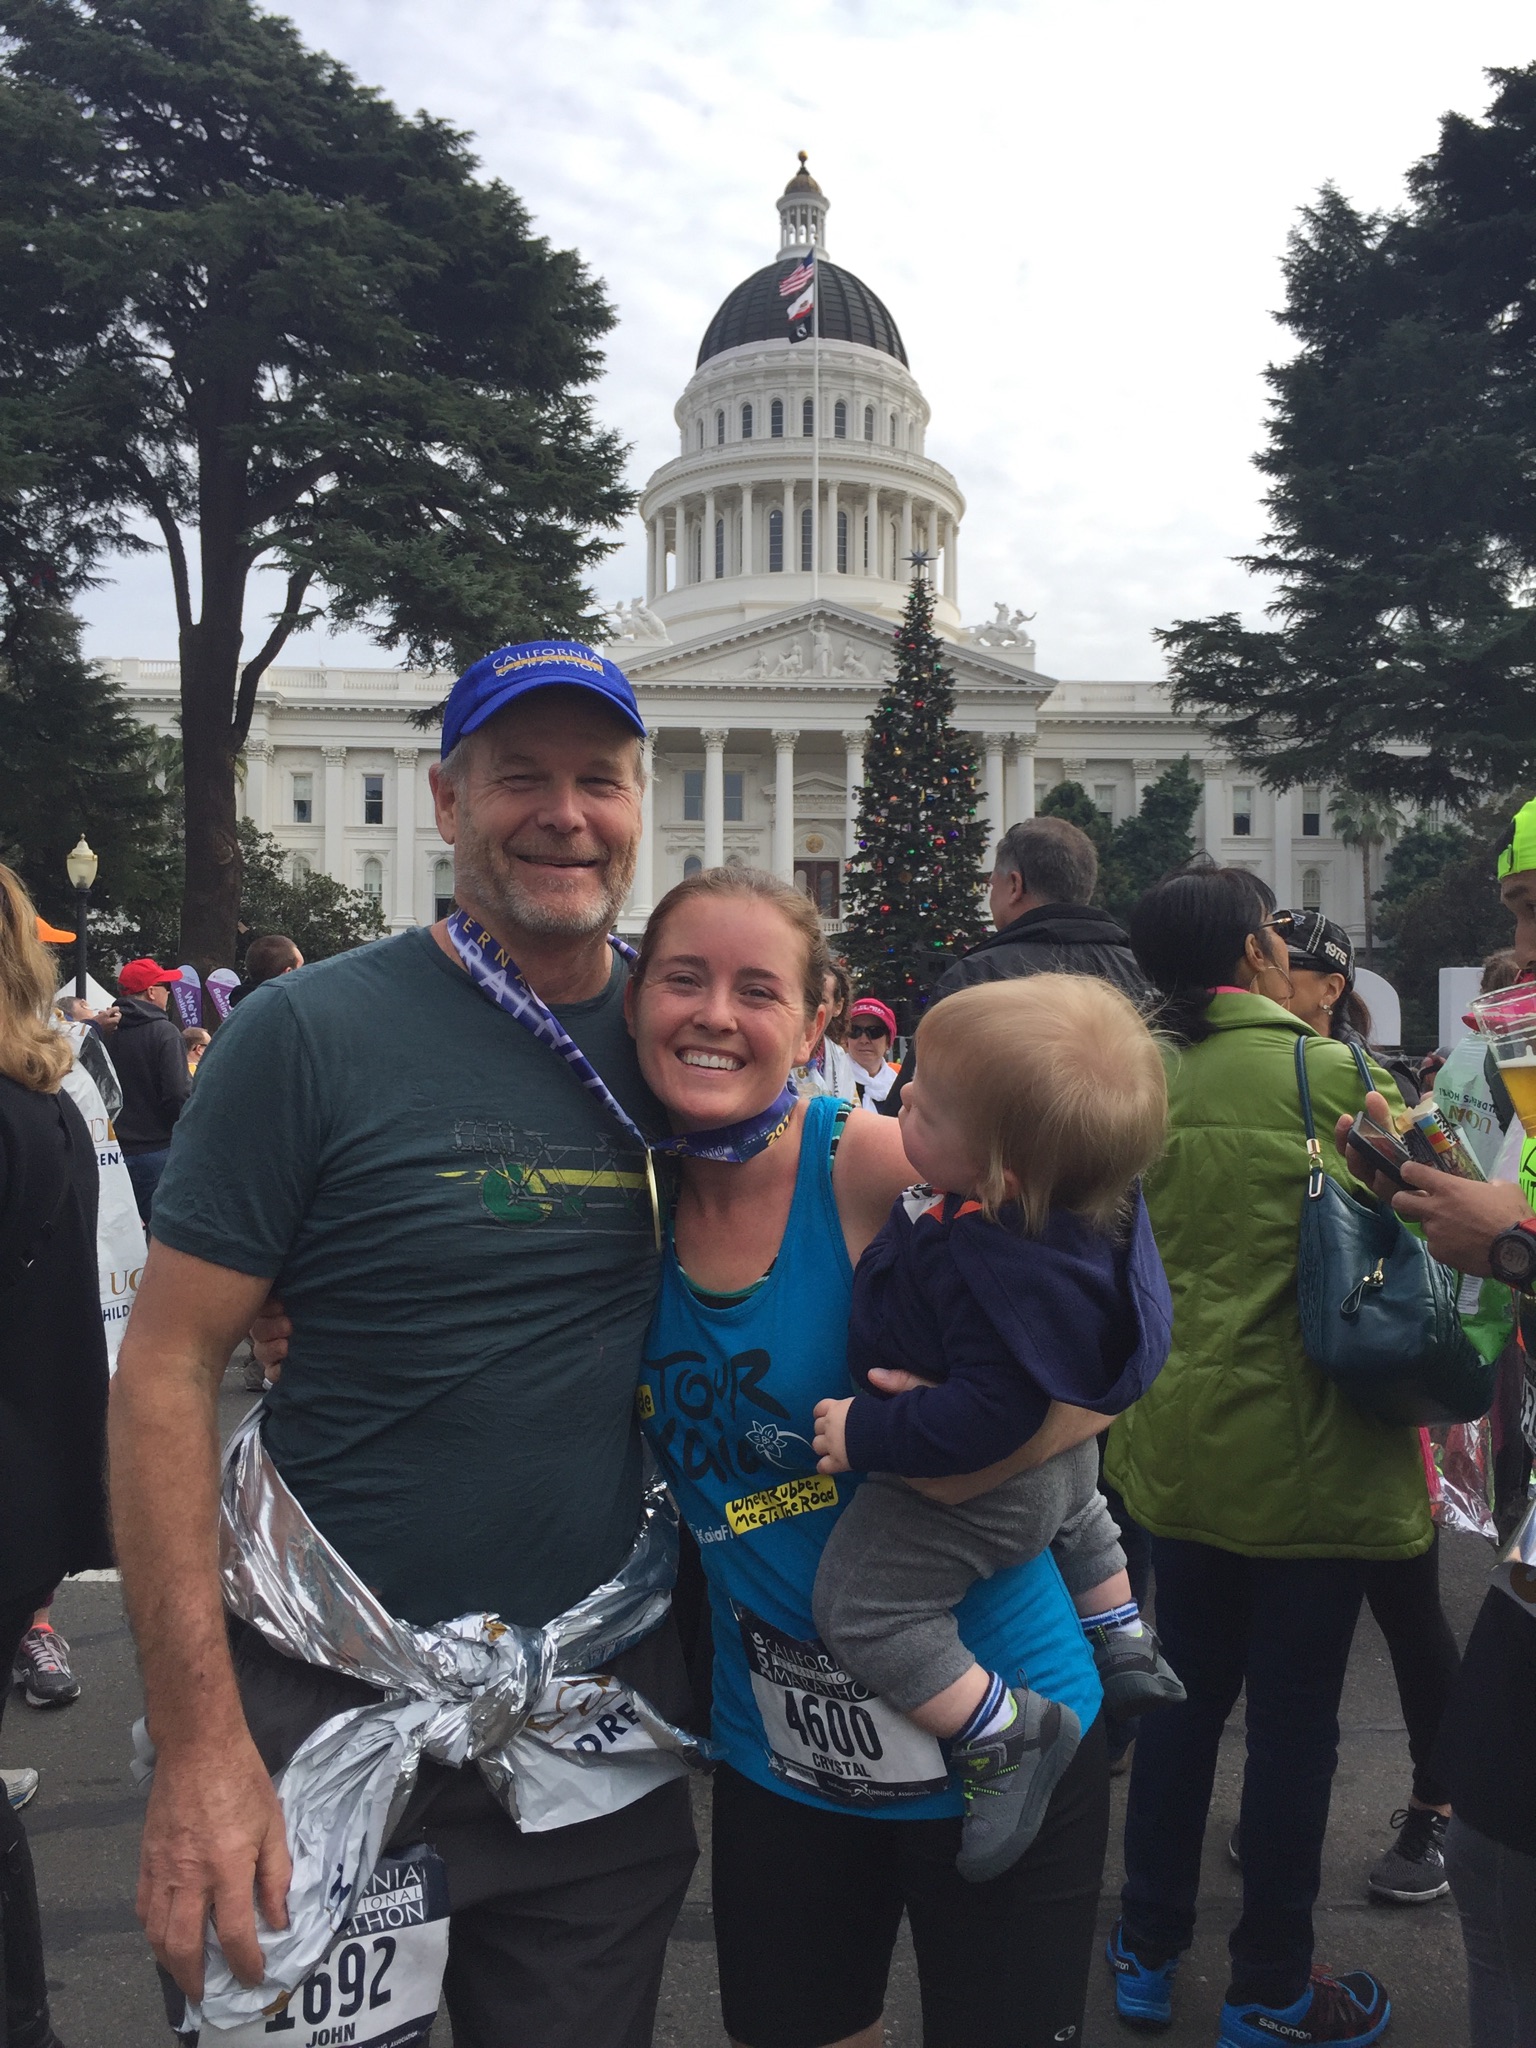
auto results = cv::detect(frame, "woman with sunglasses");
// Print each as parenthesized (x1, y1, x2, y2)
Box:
(845, 997, 901, 1114)
(1102, 861, 1428, 2048)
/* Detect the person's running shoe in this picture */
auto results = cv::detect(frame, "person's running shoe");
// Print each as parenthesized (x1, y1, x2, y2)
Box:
(1085, 1622, 1187, 1722)
(1366, 1806, 1449, 1903)
(12, 1623, 81, 1708)
(1106, 1919, 1178, 2029)
(1218, 1967, 1391, 2046)
(953, 1687, 1081, 1884)
(2, 1766, 39, 1811)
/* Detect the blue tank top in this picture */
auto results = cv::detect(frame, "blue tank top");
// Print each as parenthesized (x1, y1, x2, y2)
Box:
(641, 1094, 1101, 1818)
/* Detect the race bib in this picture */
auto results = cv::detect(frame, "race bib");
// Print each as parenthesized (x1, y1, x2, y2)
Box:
(205, 1847, 448, 2047)
(736, 1605, 949, 1806)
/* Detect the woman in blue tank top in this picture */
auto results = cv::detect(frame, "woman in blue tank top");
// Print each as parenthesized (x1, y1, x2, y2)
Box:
(628, 866, 1109, 2048)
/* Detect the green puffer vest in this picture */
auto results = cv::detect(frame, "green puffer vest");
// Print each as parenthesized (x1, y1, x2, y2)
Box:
(1104, 991, 1432, 1561)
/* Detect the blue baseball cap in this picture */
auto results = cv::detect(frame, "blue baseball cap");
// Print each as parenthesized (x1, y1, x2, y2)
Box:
(440, 640, 646, 758)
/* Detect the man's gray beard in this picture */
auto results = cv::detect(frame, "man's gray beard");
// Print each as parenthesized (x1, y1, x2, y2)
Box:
(452, 826, 639, 941)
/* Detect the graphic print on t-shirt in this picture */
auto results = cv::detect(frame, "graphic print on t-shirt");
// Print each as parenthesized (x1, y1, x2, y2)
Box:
(438, 1117, 652, 1231)
(643, 1340, 823, 1509)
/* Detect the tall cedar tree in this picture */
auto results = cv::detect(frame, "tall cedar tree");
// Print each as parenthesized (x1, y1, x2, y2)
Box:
(1038, 762, 1202, 924)
(0, 0, 630, 969)
(1159, 65, 1536, 808)
(841, 575, 988, 1019)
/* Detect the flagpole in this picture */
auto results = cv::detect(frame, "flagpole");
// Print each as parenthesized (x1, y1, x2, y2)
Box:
(811, 242, 820, 604)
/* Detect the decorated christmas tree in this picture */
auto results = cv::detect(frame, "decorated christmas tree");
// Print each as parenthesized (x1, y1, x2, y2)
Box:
(841, 566, 989, 1020)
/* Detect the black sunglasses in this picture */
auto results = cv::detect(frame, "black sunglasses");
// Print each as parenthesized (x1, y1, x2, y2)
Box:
(848, 1022, 889, 1040)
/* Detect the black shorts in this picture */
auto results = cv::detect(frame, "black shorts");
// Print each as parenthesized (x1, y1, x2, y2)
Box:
(711, 1712, 1109, 2048)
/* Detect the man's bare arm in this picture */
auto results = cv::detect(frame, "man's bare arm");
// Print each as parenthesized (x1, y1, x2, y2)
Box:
(859, 1369, 1112, 1505)
(111, 1242, 291, 1999)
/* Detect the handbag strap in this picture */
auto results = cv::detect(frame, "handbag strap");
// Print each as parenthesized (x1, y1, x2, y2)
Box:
(1295, 1034, 1375, 1199)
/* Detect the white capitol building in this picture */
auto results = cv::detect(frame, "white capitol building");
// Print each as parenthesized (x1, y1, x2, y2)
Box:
(112, 160, 1373, 947)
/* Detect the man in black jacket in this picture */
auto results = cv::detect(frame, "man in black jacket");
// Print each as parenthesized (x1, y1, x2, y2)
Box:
(113, 958, 193, 1223)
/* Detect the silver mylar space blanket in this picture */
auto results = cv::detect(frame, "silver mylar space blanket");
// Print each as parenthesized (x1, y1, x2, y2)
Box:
(189, 1404, 702, 2033)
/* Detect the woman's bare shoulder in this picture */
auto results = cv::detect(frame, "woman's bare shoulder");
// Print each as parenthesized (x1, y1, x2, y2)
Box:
(832, 1106, 916, 1246)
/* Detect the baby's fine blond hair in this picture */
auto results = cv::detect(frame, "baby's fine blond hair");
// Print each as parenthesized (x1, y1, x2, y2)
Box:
(915, 974, 1168, 1233)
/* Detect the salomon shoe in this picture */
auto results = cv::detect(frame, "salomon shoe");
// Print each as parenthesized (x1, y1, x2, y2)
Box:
(1106, 1918, 1179, 2029)
(1218, 1967, 1391, 2047)
(1086, 1622, 1187, 1722)
(1366, 1806, 1449, 1904)
(12, 1624, 80, 1708)
(953, 1686, 1081, 1884)
(2, 1766, 39, 1811)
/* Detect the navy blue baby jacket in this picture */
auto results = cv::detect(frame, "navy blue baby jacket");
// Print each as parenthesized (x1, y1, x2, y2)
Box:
(843, 1186, 1173, 1479)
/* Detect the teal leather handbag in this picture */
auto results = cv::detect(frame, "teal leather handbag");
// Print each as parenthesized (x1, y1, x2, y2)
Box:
(1293, 1035, 1496, 1427)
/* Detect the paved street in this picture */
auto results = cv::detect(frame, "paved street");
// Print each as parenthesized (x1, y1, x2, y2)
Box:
(7, 1376, 1495, 2046)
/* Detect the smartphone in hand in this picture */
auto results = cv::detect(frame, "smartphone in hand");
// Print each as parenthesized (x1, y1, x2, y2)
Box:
(1345, 1113, 1412, 1192)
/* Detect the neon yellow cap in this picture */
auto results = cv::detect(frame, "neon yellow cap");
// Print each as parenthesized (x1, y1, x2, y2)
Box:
(1497, 797, 1536, 879)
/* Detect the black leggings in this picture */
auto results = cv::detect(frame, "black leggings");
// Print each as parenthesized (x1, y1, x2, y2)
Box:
(1, 1582, 57, 2048)
(1364, 1530, 1460, 1809)
(711, 1714, 1109, 2048)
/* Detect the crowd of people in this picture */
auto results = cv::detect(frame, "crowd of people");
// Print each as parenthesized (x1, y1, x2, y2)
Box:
(0, 635, 1533, 2048)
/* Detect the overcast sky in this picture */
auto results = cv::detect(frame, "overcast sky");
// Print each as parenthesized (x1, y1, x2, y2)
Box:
(77, 0, 1536, 681)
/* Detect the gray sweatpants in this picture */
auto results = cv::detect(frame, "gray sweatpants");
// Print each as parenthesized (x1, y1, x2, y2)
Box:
(811, 1438, 1125, 1713)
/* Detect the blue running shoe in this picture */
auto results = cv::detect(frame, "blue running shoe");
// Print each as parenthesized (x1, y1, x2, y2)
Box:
(1106, 1920, 1178, 2030)
(1218, 1967, 1391, 2047)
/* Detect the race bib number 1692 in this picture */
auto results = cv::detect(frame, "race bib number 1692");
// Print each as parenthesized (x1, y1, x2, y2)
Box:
(206, 1846, 449, 2048)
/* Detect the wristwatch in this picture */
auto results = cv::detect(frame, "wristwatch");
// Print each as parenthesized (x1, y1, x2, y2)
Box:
(1488, 1217, 1536, 1290)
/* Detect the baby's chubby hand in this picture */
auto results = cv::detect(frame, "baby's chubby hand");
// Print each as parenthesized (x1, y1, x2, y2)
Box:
(812, 1397, 853, 1474)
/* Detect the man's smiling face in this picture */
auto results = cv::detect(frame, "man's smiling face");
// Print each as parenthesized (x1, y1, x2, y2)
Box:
(431, 687, 644, 942)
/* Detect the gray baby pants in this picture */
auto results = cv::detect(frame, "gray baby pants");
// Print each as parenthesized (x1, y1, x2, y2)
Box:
(811, 1438, 1125, 1713)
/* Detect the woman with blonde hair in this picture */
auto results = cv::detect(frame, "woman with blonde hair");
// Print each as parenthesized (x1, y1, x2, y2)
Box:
(0, 861, 112, 2048)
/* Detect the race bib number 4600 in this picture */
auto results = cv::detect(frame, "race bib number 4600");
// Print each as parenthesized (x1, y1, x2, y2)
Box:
(736, 1605, 948, 1806)
(207, 1847, 449, 2048)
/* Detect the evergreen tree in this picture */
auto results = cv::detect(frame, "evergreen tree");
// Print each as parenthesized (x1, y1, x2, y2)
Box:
(0, 599, 179, 935)
(0, 0, 630, 969)
(841, 575, 989, 1019)
(1376, 796, 1527, 1047)
(1097, 759, 1203, 923)
(1039, 780, 1111, 856)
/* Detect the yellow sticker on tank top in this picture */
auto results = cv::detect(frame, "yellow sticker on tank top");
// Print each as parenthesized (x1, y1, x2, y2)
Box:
(636, 1385, 655, 1420)
(724, 1473, 839, 1535)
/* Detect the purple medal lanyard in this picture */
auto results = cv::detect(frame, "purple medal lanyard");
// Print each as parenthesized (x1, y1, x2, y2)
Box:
(446, 911, 798, 1246)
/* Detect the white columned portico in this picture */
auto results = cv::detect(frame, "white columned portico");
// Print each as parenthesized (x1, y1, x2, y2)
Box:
(823, 481, 837, 576)
(842, 727, 865, 861)
(702, 729, 728, 867)
(865, 486, 879, 577)
(1272, 784, 1295, 905)
(773, 729, 799, 881)
(646, 519, 658, 603)
(741, 484, 755, 575)
(632, 738, 656, 917)
(322, 745, 346, 879)
(1132, 757, 1159, 811)
(703, 488, 717, 579)
(245, 741, 273, 831)
(899, 495, 913, 569)
(944, 517, 959, 603)
(1202, 757, 1226, 856)
(1010, 735, 1037, 821)
(394, 747, 418, 926)
(983, 735, 1006, 849)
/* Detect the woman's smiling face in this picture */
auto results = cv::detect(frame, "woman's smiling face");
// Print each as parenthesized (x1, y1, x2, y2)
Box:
(627, 893, 825, 1129)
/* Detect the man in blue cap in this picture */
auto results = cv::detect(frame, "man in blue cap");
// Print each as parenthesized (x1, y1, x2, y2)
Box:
(111, 644, 698, 2046)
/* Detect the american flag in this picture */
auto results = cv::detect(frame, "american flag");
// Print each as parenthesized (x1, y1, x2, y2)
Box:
(778, 254, 815, 298)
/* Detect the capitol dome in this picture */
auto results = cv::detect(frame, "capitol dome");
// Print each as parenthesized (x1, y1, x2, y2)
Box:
(697, 260, 908, 369)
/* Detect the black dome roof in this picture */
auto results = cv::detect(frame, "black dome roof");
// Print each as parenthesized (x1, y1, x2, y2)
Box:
(697, 257, 908, 369)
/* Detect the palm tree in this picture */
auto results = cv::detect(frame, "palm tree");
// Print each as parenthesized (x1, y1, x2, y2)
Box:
(1328, 791, 1404, 969)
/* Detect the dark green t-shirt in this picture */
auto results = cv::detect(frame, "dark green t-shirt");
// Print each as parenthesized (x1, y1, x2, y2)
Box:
(151, 928, 665, 1628)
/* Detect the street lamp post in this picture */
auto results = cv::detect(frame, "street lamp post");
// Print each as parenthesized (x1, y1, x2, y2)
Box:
(65, 836, 98, 1000)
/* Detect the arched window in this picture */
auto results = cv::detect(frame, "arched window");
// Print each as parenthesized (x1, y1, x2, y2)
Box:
(433, 857, 454, 920)
(683, 855, 703, 880)
(291, 854, 311, 882)
(836, 509, 849, 573)
(800, 505, 814, 571)
(802, 397, 814, 437)
(715, 409, 725, 445)
(714, 517, 725, 578)
(863, 405, 875, 441)
(362, 856, 383, 904)
(890, 412, 898, 444)
(741, 402, 753, 439)
(1301, 867, 1322, 910)
(834, 399, 847, 439)
(768, 507, 784, 572)
(771, 398, 784, 437)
